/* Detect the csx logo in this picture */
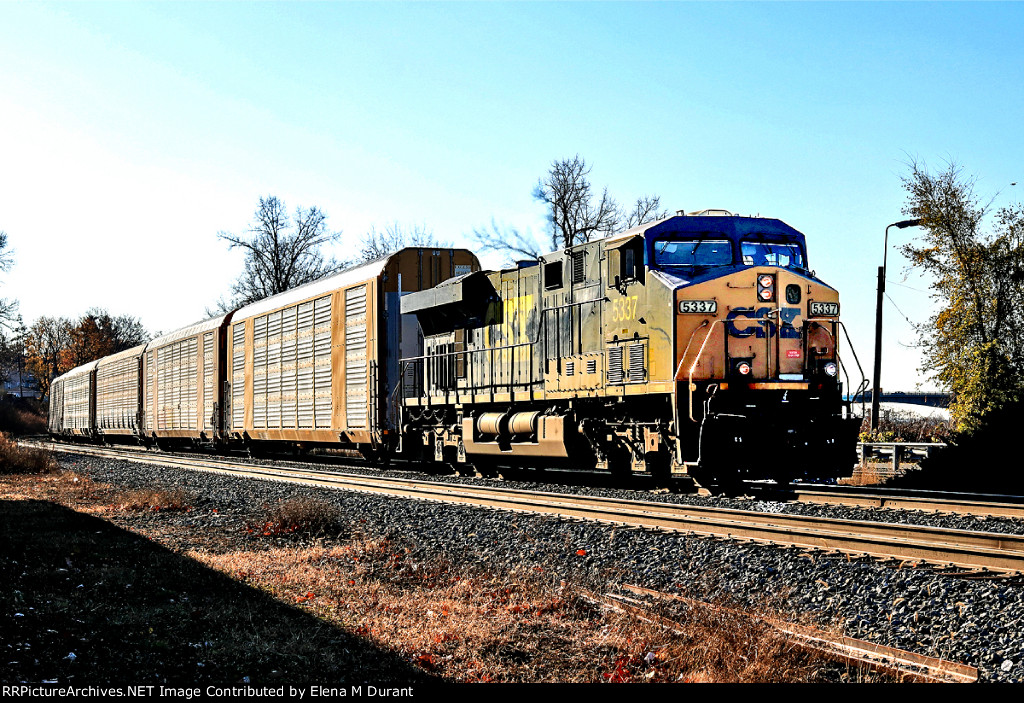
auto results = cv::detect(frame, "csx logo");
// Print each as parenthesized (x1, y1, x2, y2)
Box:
(726, 307, 801, 339)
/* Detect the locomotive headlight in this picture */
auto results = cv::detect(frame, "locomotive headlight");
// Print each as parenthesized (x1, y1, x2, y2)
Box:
(737, 362, 752, 376)
(756, 273, 776, 302)
(824, 362, 838, 377)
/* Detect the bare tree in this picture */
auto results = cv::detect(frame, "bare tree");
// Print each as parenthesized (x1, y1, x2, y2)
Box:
(624, 195, 669, 229)
(472, 156, 667, 263)
(470, 219, 546, 262)
(359, 222, 445, 263)
(214, 196, 348, 311)
(532, 154, 622, 250)
(0, 231, 20, 332)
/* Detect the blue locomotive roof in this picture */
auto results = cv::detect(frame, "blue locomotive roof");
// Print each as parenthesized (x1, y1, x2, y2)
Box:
(641, 214, 807, 249)
(613, 213, 832, 290)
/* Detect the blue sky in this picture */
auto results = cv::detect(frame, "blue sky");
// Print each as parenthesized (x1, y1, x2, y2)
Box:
(1, 2, 1021, 391)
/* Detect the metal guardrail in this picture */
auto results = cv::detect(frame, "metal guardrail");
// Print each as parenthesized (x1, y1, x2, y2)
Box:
(856, 442, 947, 475)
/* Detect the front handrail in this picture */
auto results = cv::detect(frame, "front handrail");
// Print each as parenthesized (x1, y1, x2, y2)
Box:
(685, 319, 727, 423)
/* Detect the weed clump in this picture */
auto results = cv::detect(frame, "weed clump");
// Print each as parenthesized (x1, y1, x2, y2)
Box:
(255, 496, 346, 537)
(116, 486, 194, 512)
(0, 432, 56, 474)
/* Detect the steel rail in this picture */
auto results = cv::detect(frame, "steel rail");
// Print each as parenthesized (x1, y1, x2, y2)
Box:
(34, 440, 1024, 574)
(790, 489, 1024, 519)
(744, 481, 1024, 519)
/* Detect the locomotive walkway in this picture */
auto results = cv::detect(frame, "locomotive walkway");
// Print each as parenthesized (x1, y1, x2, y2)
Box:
(31, 441, 1024, 576)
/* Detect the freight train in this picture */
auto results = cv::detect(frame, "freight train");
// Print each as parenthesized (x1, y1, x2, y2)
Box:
(48, 210, 863, 490)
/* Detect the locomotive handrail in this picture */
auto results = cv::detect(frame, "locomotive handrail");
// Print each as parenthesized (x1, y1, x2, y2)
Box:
(811, 319, 869, 417)
(685, 319, 728, 424)
(837, 321, 869, 415)
(803, 318, 851, 392)
(399, 342, 538, 405)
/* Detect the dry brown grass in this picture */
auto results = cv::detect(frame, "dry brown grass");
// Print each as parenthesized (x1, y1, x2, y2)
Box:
(115, 486, 194, 512)
(253, 495, 346, 537)
(195, 538, 834, 683)
(0, 396, 48, 435)
(840, 465, 885, 487)
(859, 411, 951, 444)
(0, 433, 57, 474)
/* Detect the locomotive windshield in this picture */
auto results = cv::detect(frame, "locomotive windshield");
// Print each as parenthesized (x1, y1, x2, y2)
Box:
(740, 240, 806, 270)
(654, 238, 732, 269)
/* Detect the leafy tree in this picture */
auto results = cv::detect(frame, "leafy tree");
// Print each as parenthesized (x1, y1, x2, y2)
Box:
(899, 159, 1024, 430)
(472, 155, 667, 262)
(215, 196, 348, 311)
(65, 308, 149, 368)
(24, 310, 148, 398)
(358, 222, 445, 263)
(24, 316, 73, 399)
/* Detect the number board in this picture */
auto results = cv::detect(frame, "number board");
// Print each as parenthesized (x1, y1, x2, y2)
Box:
(809, 301, 840, 317)
(678, 300, 718, 314)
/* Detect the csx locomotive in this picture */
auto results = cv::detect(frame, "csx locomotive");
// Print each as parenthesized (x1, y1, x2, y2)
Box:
(49, 210, 861, 490)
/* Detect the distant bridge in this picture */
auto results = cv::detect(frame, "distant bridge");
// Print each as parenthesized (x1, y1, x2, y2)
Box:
(852, 391, 950, 408)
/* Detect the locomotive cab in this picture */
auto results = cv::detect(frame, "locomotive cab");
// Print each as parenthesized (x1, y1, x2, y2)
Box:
(646, 212, 861, 487)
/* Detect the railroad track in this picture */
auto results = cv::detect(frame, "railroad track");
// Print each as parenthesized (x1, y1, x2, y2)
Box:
(750, 483, 1024, 520)
(31, 440, 1024, 575)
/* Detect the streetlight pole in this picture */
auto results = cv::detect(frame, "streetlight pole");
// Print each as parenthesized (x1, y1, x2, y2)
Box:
(871, 218, 923, 431)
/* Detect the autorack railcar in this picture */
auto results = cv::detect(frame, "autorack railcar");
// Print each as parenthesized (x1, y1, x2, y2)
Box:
(49, 360, 99, 439)
(220, 248, 479, 457)
(48, 248, 482, 458)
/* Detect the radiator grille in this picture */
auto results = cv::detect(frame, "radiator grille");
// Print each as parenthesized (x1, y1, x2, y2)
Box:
(571, 251, 585, 284)
(607, 342, 646, 384)
(607, 347, 624, 384)
(628, 343, 646, 383)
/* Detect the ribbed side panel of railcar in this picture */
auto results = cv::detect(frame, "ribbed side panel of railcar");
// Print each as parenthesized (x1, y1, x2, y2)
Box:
(248, 295, 333, 430)
(144, 349, 153, 431)
(203, 331, 215, 432)
(48, 378, 64, 433)
(229, 321, 245, 431)
(144, 316, 230, 441)
(96, 348, 143, 434)
(344, 285, 368, 429)
(62, 371, 94, 435)
(155, 336, 198, 431)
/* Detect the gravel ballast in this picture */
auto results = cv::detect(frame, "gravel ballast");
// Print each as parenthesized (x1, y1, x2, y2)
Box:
(60, 451, 1024, 683)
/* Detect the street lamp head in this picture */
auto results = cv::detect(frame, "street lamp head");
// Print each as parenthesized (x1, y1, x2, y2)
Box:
(894, 218, 923, 229)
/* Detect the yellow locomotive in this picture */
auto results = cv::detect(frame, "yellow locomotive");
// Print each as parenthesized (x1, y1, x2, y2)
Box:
(399, 210, 861, 489)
